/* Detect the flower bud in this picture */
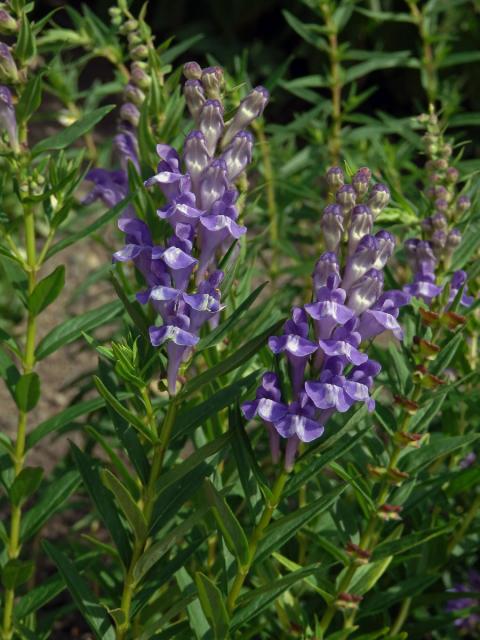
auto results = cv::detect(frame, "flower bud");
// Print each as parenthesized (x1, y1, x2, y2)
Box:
(446, 166, 459, 183)
(199, 158, 228, 210)
(321, 204, 344, 252)
(457, 195, 471, 213)
(342, 236, 378, 290)
(131, 44, 149, 60)
(131, 62, 151, 89)
(124, 82, 145, 106)
(0, 43, 18, 83)
(446, 228, 461, 250)
(221, 130, 253, 181)
(442, 143, 453, 158)
(431, 212, 447, 230)
(373, 230, 395, 269)
(336, 184, 356, 212)
(183, 61, 202, 80)
(124, 19, 138, 32)
(352, 166, 371, 198)
(120, 102, 140, 127)
(347, 268, 384, 314)
(434, 198, 448, 212)
(431, 229, 446, 256)
(222, 86, 269, 147)
(184, 79, 205, 124)
(434, 158, 448, 170)
(348, 204, 373, 254)
(199, 99, 224, 156)
(0, 85, 18, 152)
(367, 183, 390, 217)
(0, 10, 17, 34)
(128, 32, 142, 47)
(183, 130, 210, 187)
(326, 166, 344, 190)
(312, 252, 340, 294)
(201, 66, 224, 100)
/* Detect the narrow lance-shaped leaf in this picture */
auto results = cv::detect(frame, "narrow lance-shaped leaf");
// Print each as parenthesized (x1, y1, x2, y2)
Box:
(101, 469, 147, 541)
(28, 265, 65, 316)
(194, 572, 230, 640)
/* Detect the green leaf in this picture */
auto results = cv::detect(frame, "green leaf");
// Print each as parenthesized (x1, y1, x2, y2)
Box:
(194, 572, 230, 640)
(14, 575, 65, 619)
(256, 486, 345, 563)
(1, 559, 34, 589)
(35, 300, 123, 360)
(47, 195, 133, 258)
(15, 12, 36, 63)
(0, 347, 20, 400)
(196, 282, 268, 351)
(101, 469, 147, 541)
(94, 376, 155, 442)
(372, 525, 452, 561)
(21, 470, 80, 542)
(451, 222, 480, 270)
(43, 541, 116, 640)
(203, 480, 249, 566)
(32, 105, 115, 156)
(430, 332, 464, 376)
(404, 434, 479, 473)
(14, 372, 40, 412)
(359, 576, 437, 618)
(181, 320, 284, 398)
(231, 564, 320, 629)
(16, 73, 42, 124)
(134, 505, 210, 584)
(28, 265, 65, 316)
(71, 444, 131, 568)
(282, 10, 328, 50)
(10, 466, 43, 507)
(344, 51, 413, 83)
(174, 371, 260, 440)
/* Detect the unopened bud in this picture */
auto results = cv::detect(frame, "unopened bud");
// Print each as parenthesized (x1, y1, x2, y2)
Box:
(199, 99, 224, 157)
(321, 204, 344, 253)
(457, 195, 470, 213)
(367, 183, 390, 217)
(201, 66, 224, 100)
(124, 19, 138, 32)
(446, 167, 459, 183)
(120, 102, 140, 127)
(222, 86, 269, 147)
(431, 213, 447, 230)
(0, 43, 18, 83)
(0, 10, 17, 34)
(131, 62, 151, 89)
(221, 130, 253, 181)
(124, 82, 145, 106)
(183, 61, 202, 80)
(348, 205, 373, 254)
(131, 44, 148, 60)
(352, 166, 371, 198)
(326, 166, 344, 190)
(184, 79, 205, 124)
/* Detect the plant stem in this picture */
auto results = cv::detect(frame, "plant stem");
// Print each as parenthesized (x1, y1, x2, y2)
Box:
(1, 205, 37, 640)
(116, 397, 178, 640)
(320, 2, 342, 164)
(390, 596, 412, 635)
(226, 470, 289, 615)
(407, 0, 437, 105)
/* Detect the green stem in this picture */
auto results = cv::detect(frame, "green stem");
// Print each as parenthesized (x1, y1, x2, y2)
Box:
(447, 493, 480, 556)
(390, 596, 412, 635)
(116, 398, 178, 640)
(227, 470, 289, 615)
(1, 205, 37, 640)
(320, 2, 342, 164)
(407, 0, 437, 105)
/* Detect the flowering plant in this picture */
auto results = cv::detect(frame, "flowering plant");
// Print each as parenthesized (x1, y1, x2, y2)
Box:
(0, 2, 478, 640)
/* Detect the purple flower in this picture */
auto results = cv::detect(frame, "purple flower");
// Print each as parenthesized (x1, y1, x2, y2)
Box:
(358, 290, 411, 341)
(321, 204, 344, 253)
(222, 86, 269, 147)
(449, 270, 474, 308)
(0, 85, 18, 152)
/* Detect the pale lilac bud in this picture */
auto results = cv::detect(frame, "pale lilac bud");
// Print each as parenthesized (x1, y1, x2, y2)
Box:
(457, 195, 471, 213)
(222, 86, 269, 147)
(367, 183, 390, 217)
(446, 228, 461, 250)
(0, 43, 18, 83)
(435, 198, 448, 212)
(421, 216, 433, 232)
(313, 252, 341, 294)
(184, 79, 205, 124)
(321, 204, 344, 252)
(201, 66, 224, 100)
(347, 269, 384, 314)
(336, 184, 356, 216)
(446, 167, 459, 183)
(0, 85, 18, 152)
(184, 131, 209, 189)
(352, 167, 371, 198)
(434, 186, 448, 198)
(373, 230, 395, 269)
(442, 143, 453, 158)
(199, 158, 228, 210)
(131, 44, 149, 60)
(131, 62, 151, 89)
(124, 83, 145, 106)
(199, 99, 224, 156)
(221, 130, 253, 181)
(0, 10, 17, 34)
(342, 235, 378, 290)
(434, 158, 448, 170)
(120, 102, 140, 127)
(348, 205, 373, 254)
(183, 61, 202, 80)
(431, 230, 446, 256)
(326, 166, 344, 190)
(431, 213, 447, 230)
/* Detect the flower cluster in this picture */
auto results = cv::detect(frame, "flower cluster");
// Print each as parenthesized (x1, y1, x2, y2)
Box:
(446, 570, 480, 634)
(105, 62, 268, 394)
(404, 111, 473, 309)
(242, 167, 410, 468)
(0, 38, 19, 153)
